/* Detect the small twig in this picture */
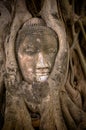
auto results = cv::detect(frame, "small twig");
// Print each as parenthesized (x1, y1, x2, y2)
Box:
(78, 19, 86, 41)
(76, 43, 86, 78)
(69, 54, 75, 87)
(71, 24, 80, 50)
(31, 0, 38, 15)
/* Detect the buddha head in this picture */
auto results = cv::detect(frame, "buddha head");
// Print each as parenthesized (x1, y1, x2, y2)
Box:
(16, 18, 59, 83)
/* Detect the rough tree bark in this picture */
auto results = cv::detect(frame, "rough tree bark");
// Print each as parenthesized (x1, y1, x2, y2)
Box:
(0, 0, 86, 130)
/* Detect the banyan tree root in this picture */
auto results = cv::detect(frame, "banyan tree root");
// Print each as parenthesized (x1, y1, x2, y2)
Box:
(0, 1, 11, 102)
(0, 2, 11, 126)
(2, 91, 34, 130)
(5, 0, 32, 87)
(60, 50, 86, 130)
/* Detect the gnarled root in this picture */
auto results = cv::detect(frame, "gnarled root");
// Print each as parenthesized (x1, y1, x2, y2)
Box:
(2, 91, 34, 130)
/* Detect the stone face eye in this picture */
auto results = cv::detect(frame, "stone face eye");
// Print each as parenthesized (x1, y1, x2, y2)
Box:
(24, 47, 36, 55)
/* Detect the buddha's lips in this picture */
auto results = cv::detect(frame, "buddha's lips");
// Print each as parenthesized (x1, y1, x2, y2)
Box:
(36, 71, 50, 77)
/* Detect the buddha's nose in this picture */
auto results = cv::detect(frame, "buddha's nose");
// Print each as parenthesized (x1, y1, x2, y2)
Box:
(36, 53, 49, 69)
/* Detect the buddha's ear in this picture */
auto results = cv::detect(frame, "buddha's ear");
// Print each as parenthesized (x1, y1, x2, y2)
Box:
(5, 0, 32, 87)
(40, 0, 69, 129)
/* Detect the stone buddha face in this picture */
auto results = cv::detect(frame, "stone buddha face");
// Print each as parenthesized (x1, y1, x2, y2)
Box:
(17, 27, 58, 83)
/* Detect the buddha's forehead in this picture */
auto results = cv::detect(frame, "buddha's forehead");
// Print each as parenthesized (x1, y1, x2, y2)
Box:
(16, 24, 59, 52)
(20, 34, 57, 49)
